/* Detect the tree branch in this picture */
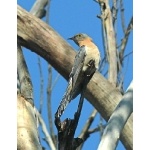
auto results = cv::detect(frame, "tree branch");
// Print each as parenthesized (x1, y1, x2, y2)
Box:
(35, 108, 56, 150)
(30, 0, 48, 18)
(120, 0, 126, 34)
(17, 5, 132, 149)
(97, 0, 118, 87)
(17, 95, 42, 150)
(98, 81, 133, 150)
(119, 17, 133, 64)
(17, 42, 33, 106)
(38, 56, 44, 113)
(77, 109, 98, 150)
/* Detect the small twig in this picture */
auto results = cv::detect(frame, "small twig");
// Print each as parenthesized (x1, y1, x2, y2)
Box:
(123, 51, 133, 60)
(47, 72, 60, 144)
(77, 109, 98, 150)
(119, 17, 133, 65)
(99, 56, 107, 74)
(120, 0, 126, 34)
(98, 1, 109, 62)
(117, 51, 132, 94)
(88, 126, 101, 134)
(47, 64, 56, 145)
(117, 73, 124, 94)
(79, 109, 98, 140)
(38, 56, 44, 114)
(35, 108, 56, 150)
(122, 53, 131, 92)
(51, 73, 60, 91)
(46, 0, 50, 23)
(112, 0, 118, 26)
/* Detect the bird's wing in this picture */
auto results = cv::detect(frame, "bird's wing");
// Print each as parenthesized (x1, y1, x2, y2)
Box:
(70, 45, 86, 89)
(55, 46, 86, 118)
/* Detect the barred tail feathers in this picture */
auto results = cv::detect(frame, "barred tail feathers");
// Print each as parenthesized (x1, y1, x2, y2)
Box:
(55, 77, 73, 118)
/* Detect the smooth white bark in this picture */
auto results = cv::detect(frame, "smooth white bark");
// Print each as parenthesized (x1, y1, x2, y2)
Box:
(98, 81, 133, 150)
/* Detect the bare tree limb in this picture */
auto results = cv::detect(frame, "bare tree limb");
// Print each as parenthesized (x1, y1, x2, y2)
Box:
(17, 95, 42, 150)
(77, 109, 98, 150)
(79, 109, 98, 140)
(17, 5, 132, 149)
(30, 0, 48, 18)
(98, 81, 133, 150)
(17, 42, 33, 106)
(47, 64, 56, 145)
(35, 108, 56, 150)
(88, 126, 103, 134)
(97, 0, 117, 87)
(112, 0, 118, 26)
(96, 1, 108, 64)
(120, 0, 126, 34)
(51, 73, 60, 91)
(37, 56, 44, 113)
(119, 17, 133, 64)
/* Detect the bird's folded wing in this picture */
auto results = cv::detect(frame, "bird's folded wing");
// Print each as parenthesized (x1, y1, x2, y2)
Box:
(70, 46, 86, 90)
(55, 46, 86, 117)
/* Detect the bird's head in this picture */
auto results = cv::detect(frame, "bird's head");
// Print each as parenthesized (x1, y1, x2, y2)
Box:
(68, 33, 93, 47)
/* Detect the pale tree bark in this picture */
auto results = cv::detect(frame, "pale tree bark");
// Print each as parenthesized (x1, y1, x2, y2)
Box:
(30, 0, 48, 18)
(97, 0, 117, 87)
(17, 2, 47, 149)
(17, 43, 33, 105)
(17, 95, 42, 150)
(17, 5, 132, 149)
(98, 81, 133, 150)
(17, 41, 42, 150)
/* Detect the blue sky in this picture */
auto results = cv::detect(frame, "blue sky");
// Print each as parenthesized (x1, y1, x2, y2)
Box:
(17, 0, 133, 149)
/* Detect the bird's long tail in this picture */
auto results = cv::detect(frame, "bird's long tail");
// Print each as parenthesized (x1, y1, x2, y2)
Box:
(55, 77, 73, 118)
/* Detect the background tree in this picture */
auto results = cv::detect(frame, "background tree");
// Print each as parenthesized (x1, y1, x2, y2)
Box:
(17, 0, 133, 150)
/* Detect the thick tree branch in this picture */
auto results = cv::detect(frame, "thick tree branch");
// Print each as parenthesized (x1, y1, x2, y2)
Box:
(17, 5, 132, 149)
(17, 95, 42, 150)
(98, 81, 133, 150)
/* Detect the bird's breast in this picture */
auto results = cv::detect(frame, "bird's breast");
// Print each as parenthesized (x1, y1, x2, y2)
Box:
(82, 45, 100, 71)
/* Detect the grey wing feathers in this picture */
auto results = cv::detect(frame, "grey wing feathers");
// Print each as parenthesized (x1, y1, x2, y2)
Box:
(55, 46, 86, 117)
(70, 46, 86, 89)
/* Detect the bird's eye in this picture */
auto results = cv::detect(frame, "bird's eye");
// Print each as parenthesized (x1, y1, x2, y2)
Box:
(78, 34, 82, 37)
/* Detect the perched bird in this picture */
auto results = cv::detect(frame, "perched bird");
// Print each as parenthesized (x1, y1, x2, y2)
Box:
(55, 33, 101, 118)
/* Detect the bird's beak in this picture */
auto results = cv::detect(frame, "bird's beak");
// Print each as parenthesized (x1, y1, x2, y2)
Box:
(68, 37, 74, 40)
